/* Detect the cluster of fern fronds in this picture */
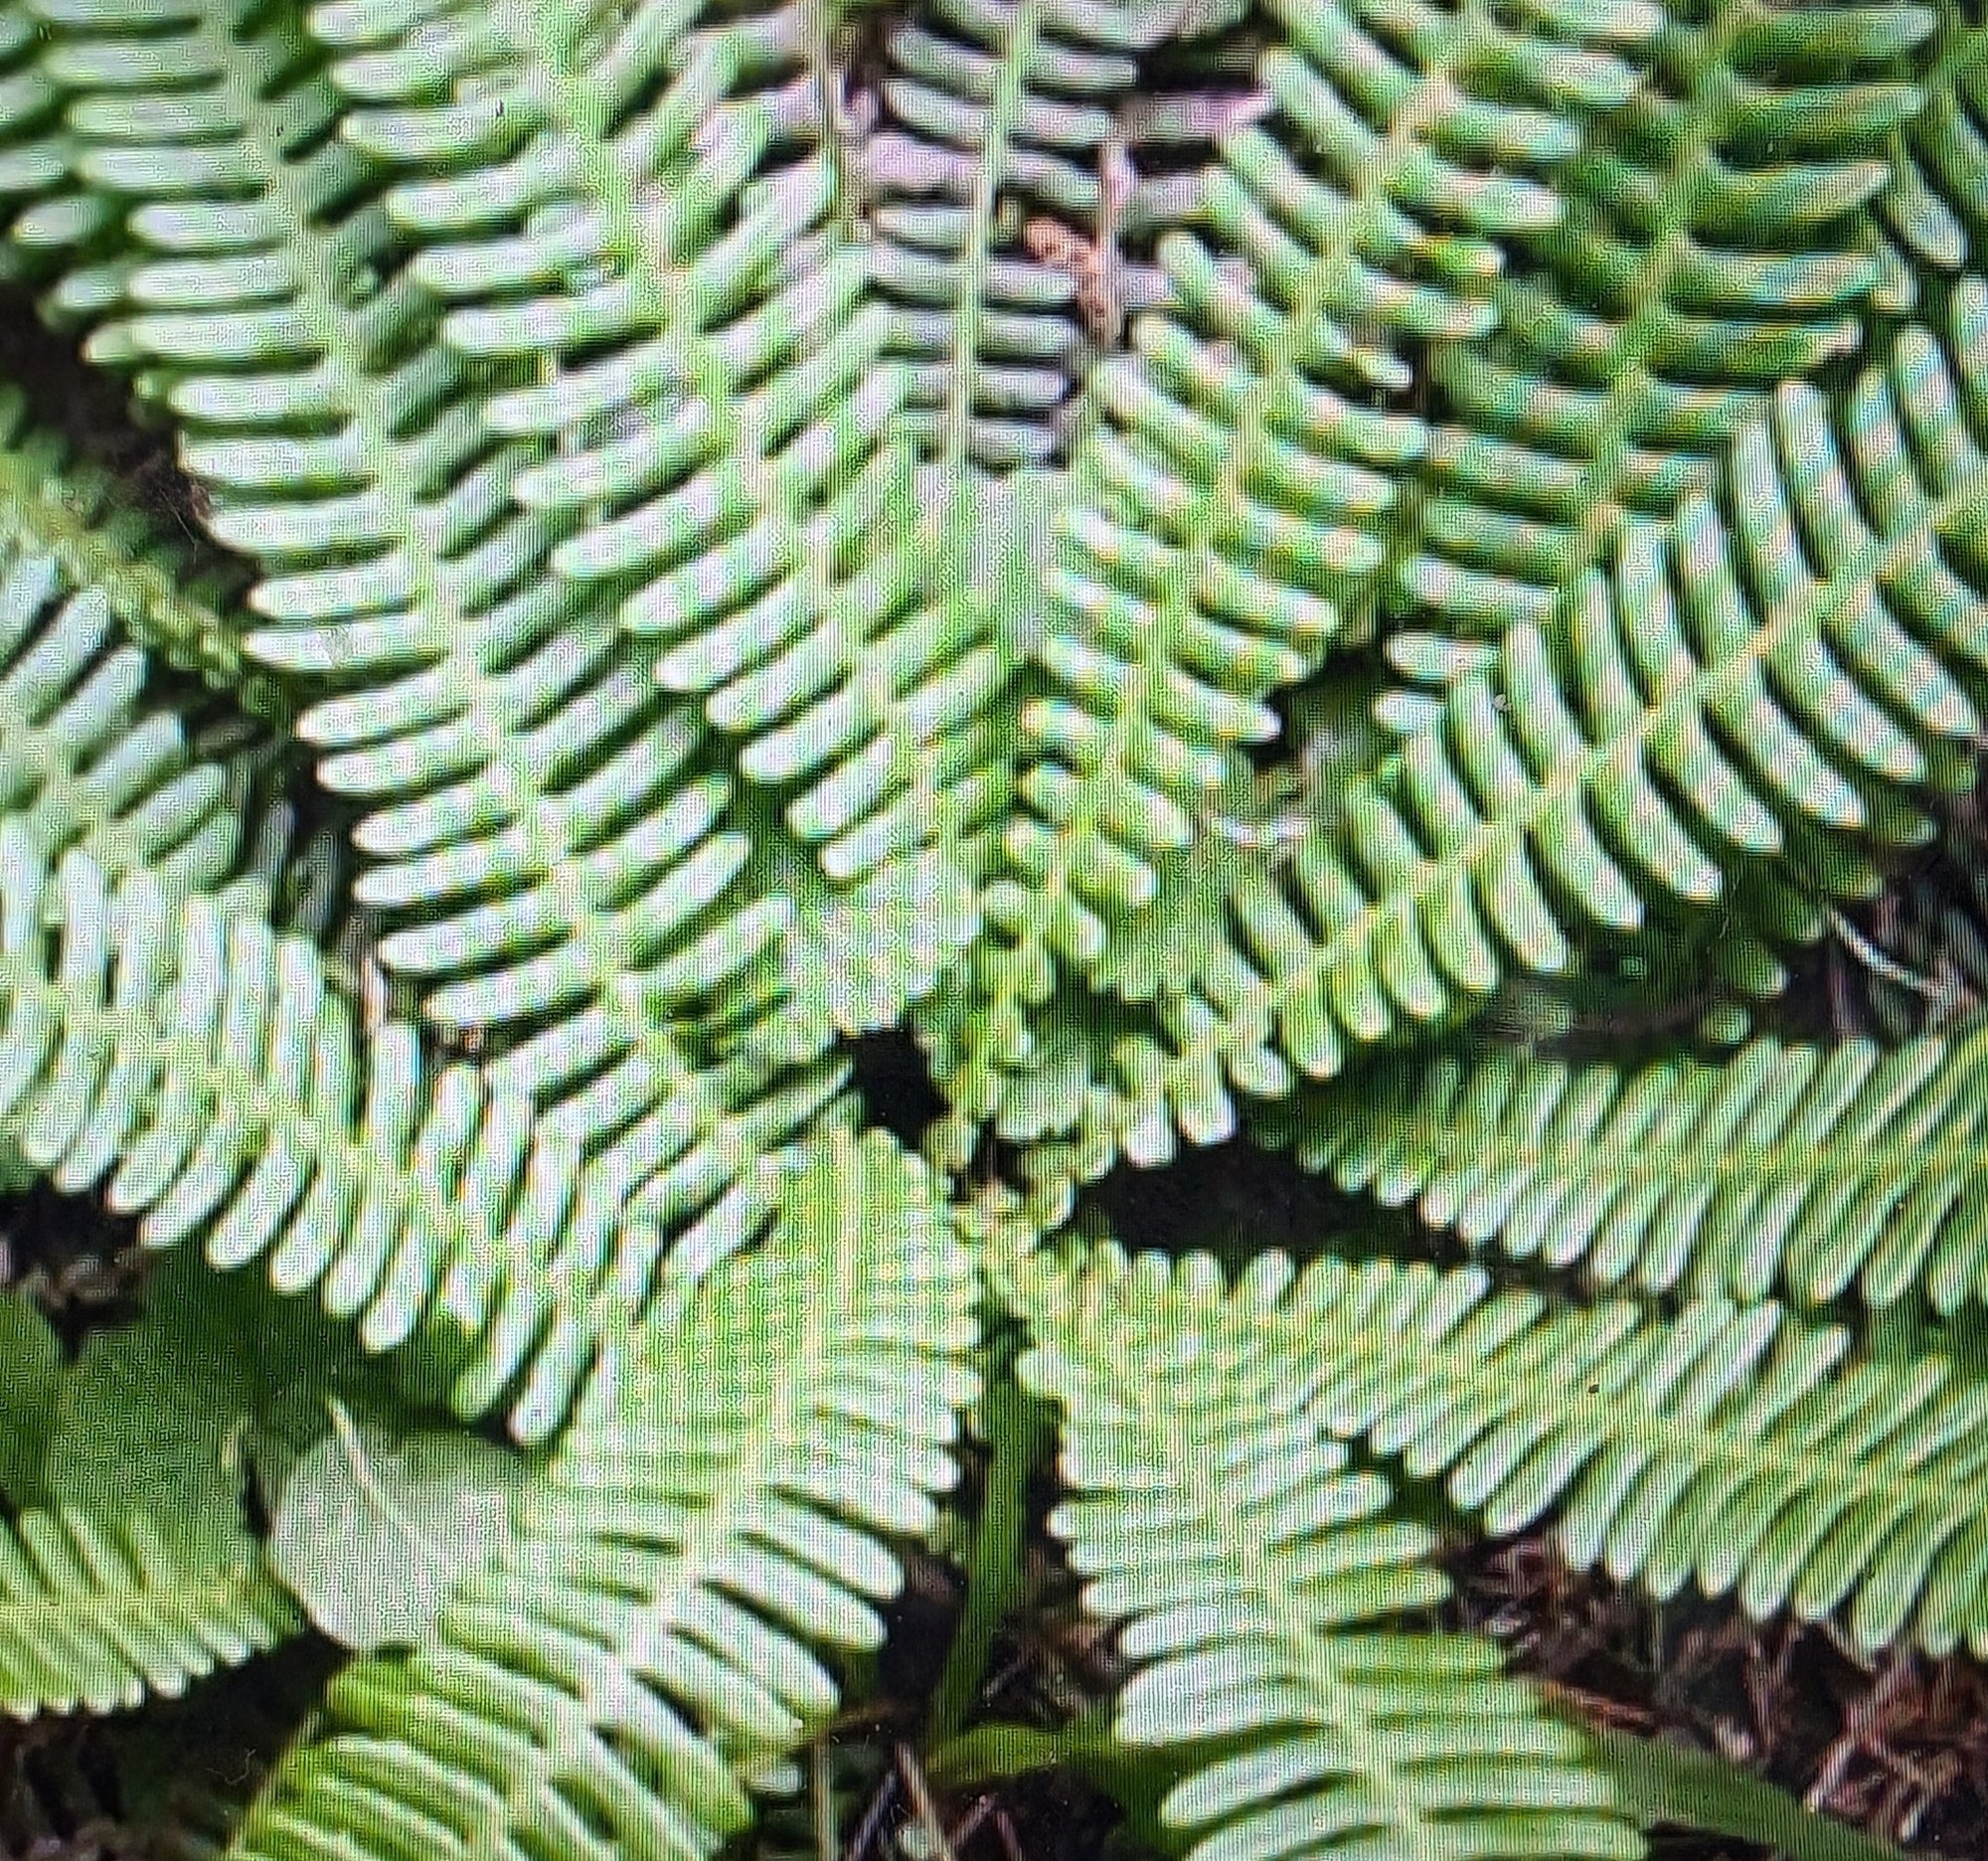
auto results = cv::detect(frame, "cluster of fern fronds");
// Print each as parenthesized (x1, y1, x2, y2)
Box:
(2, 0, 1988, 1857)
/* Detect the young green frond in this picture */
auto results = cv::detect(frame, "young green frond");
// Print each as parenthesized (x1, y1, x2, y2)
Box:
(0, 823, 854, 1443)
(859, 0, 1158, 468)
(319, 0, 1008, 901)
(1868, 0, 1988, 310)
(946, 281, 1988, 1179)
(931, 0, 1664, 1162)
(1011, 1240, 1643, 1861)
(225, 1127, 979, 1861)
(0, 1507, 297, 1719)
(1263, 1026, 1988, 1312)
(28, 0, 862, 1237)
(1394, 0, 1930, 647)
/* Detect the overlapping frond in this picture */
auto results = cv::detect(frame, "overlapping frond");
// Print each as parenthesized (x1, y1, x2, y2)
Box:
(1019, 1240, 1988, 1661)
(1285, 1252, 1988, 1657)
(856, 0, 1159, 467)
(224, 1128, 979, 1861)
(0, 0, 123, 286)
(0, 825, 853, 1442)
(1261, 1027, 1988, 1312)
(929, 0, 1662, 1162)
(319, 0, 1008, 908)
(1008, 1239, 1641, 1861)
(1387, 0, 1929, 665)
(23, 0, 868, 1241)
(0, 535, 248, 894)
(1869, 0, 1988, 312)
(0, 382, 268, 715)
(0, 1506, 298, 1720)
(938, 279, 1988, 1179)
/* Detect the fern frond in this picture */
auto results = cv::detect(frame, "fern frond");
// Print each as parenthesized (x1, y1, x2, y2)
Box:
(223, 1127, 978, 1861)
(0, 1506, 297, 1720)
(0, 538, 248, 895)
(857, 0, 1157, 467)
(1868, 0, 1988, 313)
(1259, 1027, 1988, 1313)
(1295, 1253, 1988, 1656)
(930, 0, 1659, 1159)
(0, 1, 123, 285)
(1389, 0, 1929, 654)
(0, 824, 850, 1442)
(28, 0, 866, 1226)
(1008, 1239, 1642, 1861)
(1025, 1240, 1988, 1659)
(0, 381, 270, 716)
(941, 281, 1988, 1177)
(318, 0, 1006, 902)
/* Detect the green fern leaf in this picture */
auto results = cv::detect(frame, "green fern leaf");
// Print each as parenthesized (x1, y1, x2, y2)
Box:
(1260, 1026, 1988, 1313)
(0, 1505, 298, 1720)
(0, 1, 122, 286)
(0, 824, 851, 1441)
(1389, 0, 1929, 654)
(317, 0, 1007, 900)
(27, 0, 862, 1238)
(859, 0, 1159, 467)
(1284, 1252, 1988, 1656)
(0, 381, 271, 715)
(1009, 1239, 1643, 1861)
(0, 540, 248, 895)
(1867, 0, 1988, 312)
(223, 1127, 978, 1861)
(932, 0, 1661, 1159)
(941, 279, 1988, 1178)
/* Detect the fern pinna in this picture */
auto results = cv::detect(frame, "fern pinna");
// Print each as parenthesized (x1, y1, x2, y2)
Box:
(0, 0, 1986, 1859)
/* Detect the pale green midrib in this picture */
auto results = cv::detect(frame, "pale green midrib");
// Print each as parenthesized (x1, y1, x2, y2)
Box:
(1291, 1279, 1981, 1562)
(428, 1138, 896, 1829)
(185, 10, 734, 1129)
(0, 898, 664, 1372)
(924, 0, 1051, 849)
(0, 433, 277, 721)
(587, 1137, 854, 1725)
(940, 0, 1043, 476)
(1052, 1324, 1455, 1847)
(500, 0, 948, 882)
(1167, 368, 1988, 1101)
(1444, 0, 1758, 618)
(940, 0, 1490, 1147)
(1318, 1046, 1982, 1227)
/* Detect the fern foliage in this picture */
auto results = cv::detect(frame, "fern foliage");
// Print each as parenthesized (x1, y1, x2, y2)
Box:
(226, 1127, 978, 1861)
(1392, 0, 1931, 651)
(935, 278, 1988, 1191)
(1262, 1024, 1988, 1311)
(918, 0, 1669, 1172)
(0, 815, 859, 1444)
(5, 1, 1988, 1859)
(859, 0, 1157, 467)
(1869, 0, 1988, 310)
(946, 0, 1665, 1000)
(1023, 1239, 1988, 1660)
(319, 0, 998, 892)
(1010, 1238, 1643, 1861)
(0, 1505, 297, 1720)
